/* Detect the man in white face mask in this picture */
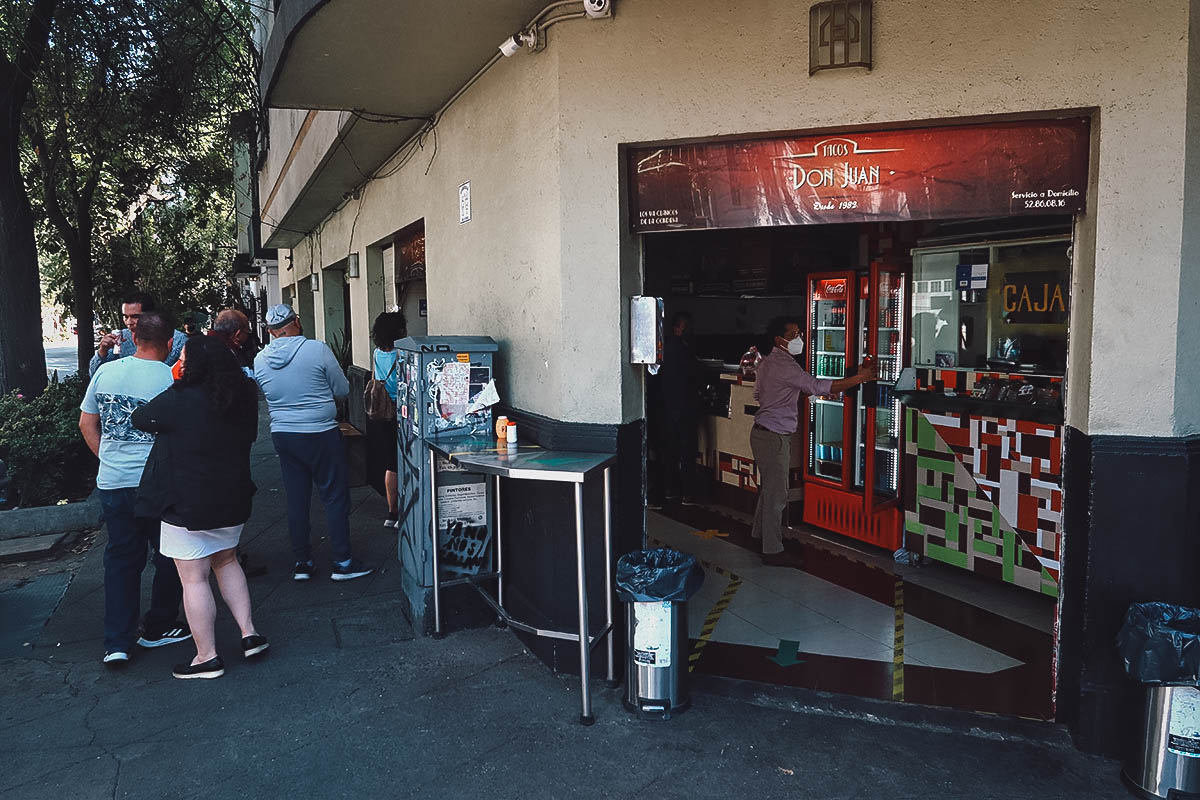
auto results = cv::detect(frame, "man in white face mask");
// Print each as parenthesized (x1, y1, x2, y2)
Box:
(749, 317, 876, 567)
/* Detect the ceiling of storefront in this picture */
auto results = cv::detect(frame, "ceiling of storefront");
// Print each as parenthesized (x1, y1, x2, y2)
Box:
(262, 0, 549, 115)
(260, 0, 550, 248)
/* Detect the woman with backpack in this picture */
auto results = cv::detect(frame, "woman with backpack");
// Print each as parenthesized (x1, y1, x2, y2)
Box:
(367, 311, 407, 528)
(132, 335, 266, 679)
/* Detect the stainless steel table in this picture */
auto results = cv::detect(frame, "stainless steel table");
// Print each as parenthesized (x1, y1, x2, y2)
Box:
(425, 436, 617, 725)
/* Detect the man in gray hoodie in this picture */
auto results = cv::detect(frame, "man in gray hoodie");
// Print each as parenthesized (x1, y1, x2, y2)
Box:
(254, 304, 372, 582)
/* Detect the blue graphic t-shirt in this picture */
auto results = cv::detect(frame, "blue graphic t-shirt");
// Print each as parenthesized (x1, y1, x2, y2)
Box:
(81, 357, 174, 489)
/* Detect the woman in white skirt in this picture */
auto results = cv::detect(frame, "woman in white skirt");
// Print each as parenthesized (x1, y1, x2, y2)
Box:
(133, 335, 267, 679)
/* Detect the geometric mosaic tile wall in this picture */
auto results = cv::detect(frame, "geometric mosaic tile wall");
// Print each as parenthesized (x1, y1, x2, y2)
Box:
(718, 451, 759, 491)
(902, 408, 1063, 597)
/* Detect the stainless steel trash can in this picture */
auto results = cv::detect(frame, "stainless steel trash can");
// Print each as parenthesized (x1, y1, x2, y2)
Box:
(1123, 685, 1200, 799)
(623, 599, 690, 719)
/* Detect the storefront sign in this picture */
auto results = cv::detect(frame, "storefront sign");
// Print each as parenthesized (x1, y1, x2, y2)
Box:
(630, 118, 1089, 232)
(1002, 271, 1068, 324)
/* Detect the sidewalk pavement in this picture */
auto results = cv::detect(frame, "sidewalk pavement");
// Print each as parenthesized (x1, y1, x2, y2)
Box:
(0, 411, 1131, 799)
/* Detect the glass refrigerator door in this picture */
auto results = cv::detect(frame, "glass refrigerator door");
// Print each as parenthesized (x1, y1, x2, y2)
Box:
(807, 274, 852, 486)
(855, 275, 869, 490)
(865, 264, 906, 505)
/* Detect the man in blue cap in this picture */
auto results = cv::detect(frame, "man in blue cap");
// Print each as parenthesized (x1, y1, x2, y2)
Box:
(254, 304, 372, 582)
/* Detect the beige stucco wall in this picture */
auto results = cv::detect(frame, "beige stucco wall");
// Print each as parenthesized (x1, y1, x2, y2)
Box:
(259, 109, 346, 240)
(272, 0, 1198, 436)
(556, 0, 1196, 434)
(284, 46, 567, 414)
(1176, 0, 1200, 436)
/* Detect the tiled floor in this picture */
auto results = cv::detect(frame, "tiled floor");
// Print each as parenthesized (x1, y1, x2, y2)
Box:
(649, 506, 1056, 718)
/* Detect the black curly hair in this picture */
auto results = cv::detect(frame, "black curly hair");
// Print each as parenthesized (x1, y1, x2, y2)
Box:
(179, 335, 254, 415)
(371, 311, 408, 350)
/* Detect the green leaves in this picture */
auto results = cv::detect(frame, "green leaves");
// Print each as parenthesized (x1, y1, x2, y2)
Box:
(0, 373, 96, 507)
(20, 0, 257, 327)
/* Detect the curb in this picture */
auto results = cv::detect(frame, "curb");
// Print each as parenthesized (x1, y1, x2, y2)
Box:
(0, 491, 102, 541)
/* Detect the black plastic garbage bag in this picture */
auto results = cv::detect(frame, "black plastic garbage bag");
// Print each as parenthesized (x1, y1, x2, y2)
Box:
(1117, 602, 1200, 685)
(615, 548, 704, 603)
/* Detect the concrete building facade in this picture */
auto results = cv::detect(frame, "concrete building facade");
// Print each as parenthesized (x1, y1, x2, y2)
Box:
(254, 0, 1200, 757)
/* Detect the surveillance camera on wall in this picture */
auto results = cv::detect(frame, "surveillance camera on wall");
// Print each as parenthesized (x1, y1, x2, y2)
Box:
(499, 34, 523, 57)
(499, 30, 537, 56)
(583, 0, 612, 19)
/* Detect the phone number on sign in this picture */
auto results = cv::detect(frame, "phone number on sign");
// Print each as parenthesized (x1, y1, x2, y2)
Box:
(1023, 198, 1070, 209)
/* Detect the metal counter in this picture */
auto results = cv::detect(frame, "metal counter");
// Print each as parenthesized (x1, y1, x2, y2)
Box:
(425, 436, 617, 725)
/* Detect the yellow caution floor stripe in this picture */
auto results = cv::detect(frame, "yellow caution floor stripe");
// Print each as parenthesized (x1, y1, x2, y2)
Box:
(648, 536, 742, 673)
(689, 569, 741, 673)
(892, 578, 905, 701)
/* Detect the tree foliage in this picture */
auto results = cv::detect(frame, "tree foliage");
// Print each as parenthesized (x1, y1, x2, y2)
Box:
(6, 0, 258, 371)
(0, 372, 95, 507)
(40, 139, 238, 329)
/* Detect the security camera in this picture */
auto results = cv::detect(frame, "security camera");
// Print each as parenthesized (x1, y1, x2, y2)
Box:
(499, 30, 537, 56)
(583, 0, 612, 19)
(499, 34, 522, 57)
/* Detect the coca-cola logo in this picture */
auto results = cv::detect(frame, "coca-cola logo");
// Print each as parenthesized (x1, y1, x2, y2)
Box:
(818, 279, 846, 296)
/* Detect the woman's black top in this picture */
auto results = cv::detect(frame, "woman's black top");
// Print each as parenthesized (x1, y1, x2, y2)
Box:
(132, 381, 258, 530)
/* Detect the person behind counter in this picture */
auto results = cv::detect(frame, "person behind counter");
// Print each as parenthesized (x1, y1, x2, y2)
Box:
(656, 311, 700, 503)
(750, 317, 876, 568)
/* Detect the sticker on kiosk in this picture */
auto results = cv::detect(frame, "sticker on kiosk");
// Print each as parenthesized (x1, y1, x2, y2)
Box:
(456, 353, 470, 363)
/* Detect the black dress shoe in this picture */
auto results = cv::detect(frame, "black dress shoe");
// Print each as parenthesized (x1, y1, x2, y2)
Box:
(172, 656, 225, 680)
(241, 634, 270, 659)
(761, 550, 805, 569)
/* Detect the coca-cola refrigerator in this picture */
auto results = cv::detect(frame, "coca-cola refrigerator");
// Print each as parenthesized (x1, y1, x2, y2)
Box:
(802, 263, 907, 550)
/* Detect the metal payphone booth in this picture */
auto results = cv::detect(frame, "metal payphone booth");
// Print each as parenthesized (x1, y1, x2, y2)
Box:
(394, 336, 499, 630)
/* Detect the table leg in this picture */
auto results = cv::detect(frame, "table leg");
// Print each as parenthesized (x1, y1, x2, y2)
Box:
(603, 466, 616, 688)
(429, 446, 444, 639)
(574, 481, 594, 725)
(494, 473, 505, 626)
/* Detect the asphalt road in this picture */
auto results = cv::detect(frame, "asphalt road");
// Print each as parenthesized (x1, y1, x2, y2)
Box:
(43, 342, 79, 379)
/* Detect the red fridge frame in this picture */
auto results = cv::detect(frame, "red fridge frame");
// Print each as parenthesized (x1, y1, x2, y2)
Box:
(801, 262, 907, 550)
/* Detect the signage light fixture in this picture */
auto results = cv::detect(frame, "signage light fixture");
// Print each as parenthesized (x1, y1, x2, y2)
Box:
(810, 0, 872, 75)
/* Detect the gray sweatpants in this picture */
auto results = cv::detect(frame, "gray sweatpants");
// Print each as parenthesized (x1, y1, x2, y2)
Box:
(750, 425, 791, 555)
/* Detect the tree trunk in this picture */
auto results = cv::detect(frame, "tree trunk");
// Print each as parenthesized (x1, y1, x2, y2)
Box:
(0, 125, 47, 396)
(68, 235, 95, 375)
(0, 0, 58, 395)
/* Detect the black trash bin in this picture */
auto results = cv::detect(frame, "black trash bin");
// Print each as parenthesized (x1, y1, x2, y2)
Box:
(615, 548, 704, 719)
(1117, 602, 1200, 799)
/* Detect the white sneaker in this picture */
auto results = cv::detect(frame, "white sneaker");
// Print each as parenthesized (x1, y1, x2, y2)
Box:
(103, 650, 130, 668)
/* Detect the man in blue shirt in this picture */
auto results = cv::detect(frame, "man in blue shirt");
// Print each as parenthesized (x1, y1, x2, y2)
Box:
(89, 291, 187, 376)
(254, 304, 372, 583)
(79, 311, 189, 667)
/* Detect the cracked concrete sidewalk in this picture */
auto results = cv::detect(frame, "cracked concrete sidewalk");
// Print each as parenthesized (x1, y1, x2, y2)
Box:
(0, 410, 1132, 799)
